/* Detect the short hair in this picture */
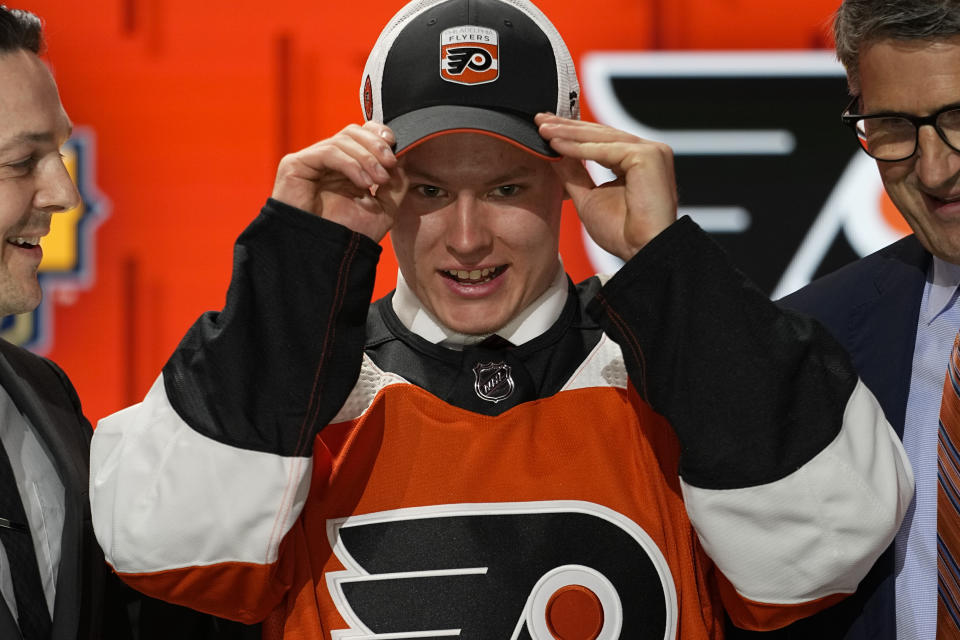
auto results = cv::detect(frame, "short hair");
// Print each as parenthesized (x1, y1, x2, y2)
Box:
(835, 0, 960, 94)
(0, 5, 43, 55)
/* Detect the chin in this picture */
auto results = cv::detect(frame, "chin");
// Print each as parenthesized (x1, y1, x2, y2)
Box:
(440, 314, 506, 337)
(0, 284, 43, 317)
(448, 322, 503, 337)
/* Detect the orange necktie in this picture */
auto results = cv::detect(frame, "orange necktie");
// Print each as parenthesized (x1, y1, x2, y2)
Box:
(938, 331, 960, 637)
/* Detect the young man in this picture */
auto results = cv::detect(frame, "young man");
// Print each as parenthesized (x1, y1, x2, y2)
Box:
(741, 1, 960, 638)
(89, 0, 914, 637)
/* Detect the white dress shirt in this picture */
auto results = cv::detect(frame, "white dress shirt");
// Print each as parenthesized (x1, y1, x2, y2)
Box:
(896, 256, 960, 638)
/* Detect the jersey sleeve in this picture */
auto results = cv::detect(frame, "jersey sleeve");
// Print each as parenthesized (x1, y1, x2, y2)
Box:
(90, 199, 381, 622)
(587, 215, 914, 631)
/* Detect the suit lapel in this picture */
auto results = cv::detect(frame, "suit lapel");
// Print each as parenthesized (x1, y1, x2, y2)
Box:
(842, 235, 929, 438)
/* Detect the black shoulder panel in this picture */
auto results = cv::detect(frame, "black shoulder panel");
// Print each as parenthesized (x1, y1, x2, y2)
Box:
(163, 200, 382, 456)
(588, 217, 857, 490)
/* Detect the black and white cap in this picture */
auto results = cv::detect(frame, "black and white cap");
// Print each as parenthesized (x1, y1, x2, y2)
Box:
(360, 0, 580, 158)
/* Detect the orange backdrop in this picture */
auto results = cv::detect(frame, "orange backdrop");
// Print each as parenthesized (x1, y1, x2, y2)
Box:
(14, 0, 843, 422)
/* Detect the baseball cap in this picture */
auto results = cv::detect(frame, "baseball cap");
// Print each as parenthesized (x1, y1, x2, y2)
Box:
(360, 0, 580, 159)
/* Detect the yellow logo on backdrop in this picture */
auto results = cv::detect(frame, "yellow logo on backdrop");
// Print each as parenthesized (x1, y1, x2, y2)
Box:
(0, 130, 108, 352)
(42, 144, 84, 272)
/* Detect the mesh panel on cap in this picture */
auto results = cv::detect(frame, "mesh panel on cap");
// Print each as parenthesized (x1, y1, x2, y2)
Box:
(361, 0, 447, 124)
(493, 0, 580, 119)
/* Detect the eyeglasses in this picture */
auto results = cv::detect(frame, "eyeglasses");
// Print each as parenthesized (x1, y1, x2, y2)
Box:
(841, 95, 960, 162)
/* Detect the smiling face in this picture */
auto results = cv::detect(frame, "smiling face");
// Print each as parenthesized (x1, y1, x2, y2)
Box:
(858, 36, 960, 263)
(390, 133, 565, 335)
(0, 49, 79, 316)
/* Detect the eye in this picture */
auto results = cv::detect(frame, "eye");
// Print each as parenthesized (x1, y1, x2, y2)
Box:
(415, 184, 446, 198)
(1, 155, 40, 177)
(10, 156, 39, 170)
(490, 184, 521, 197)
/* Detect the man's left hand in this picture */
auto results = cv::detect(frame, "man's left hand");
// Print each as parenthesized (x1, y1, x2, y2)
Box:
(536, 113, 678, 262)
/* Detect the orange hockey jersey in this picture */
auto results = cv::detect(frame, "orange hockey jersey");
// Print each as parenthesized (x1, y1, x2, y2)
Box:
(90, 201, 912, 639)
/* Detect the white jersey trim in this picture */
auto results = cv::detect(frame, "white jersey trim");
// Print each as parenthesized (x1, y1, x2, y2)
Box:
(332, 335, 628, 426)
(90, 374, 313, 573)
(681, 379, 914, 604)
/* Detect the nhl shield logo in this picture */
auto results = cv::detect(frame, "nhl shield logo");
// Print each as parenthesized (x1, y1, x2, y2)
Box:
(441, 26, 499, 85)
(473, 361, 514, 403)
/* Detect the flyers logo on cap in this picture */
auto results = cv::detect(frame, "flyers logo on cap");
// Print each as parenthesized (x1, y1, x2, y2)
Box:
(441, 26, 499, 85)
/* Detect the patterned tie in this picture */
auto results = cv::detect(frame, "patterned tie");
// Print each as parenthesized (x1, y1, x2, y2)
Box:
(0, 440, 52, 640)
(939, 331, 960, 637)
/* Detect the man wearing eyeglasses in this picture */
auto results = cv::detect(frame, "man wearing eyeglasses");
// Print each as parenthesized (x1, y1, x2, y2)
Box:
(731, 1, 960, 638)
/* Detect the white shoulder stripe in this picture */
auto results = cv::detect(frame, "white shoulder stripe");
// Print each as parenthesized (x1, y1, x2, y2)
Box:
(90, 374, 313, 573)
(681, 379, 914, 604)
(561, 333, 628, 391)
(331, 355, 410, 423)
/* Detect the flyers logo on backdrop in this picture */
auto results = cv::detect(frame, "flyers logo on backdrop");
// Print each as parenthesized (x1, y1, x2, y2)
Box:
(579, 52, 910, 298)
(326, 501, 677, 639)
(0, 128, 108, 352)
(441, 26, 499, 85)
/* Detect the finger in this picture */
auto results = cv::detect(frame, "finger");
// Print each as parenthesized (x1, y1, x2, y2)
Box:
(360, 120, 397, 146)
(327, 123, 398, 176)
(348, 122, 399, 169)
(550, 155, 596, 204)
(537, 114, 644, 145)
(299, 142, 379, 190)
(547, 136, 673, 181)
(285, 129, 393, 191)
(334, 134, 394, 186)
(373, 163, 410, 213)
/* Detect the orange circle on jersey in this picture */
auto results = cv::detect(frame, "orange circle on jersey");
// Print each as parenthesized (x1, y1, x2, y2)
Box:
(545, 584, 604, 640)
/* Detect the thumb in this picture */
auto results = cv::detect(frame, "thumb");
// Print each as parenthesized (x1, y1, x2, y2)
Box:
(551, 156, 595, 207)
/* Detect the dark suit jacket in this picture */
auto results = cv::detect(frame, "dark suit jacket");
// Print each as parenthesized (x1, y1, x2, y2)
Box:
(0, 338, 118, 640)
(727, 234, 929, 639)
(0, 339, 263, 640)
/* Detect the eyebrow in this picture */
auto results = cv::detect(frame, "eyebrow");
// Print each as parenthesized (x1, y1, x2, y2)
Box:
(0, 125, 74, 155)
(861, 100, 960, 118)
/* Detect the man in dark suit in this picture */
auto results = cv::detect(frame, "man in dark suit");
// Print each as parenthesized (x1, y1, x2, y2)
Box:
(0, 7, 110, 640)
(730, 0, 960, 638)
(0, 8, 263, 640)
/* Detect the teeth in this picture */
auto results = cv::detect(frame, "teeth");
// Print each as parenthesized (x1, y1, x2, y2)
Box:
(446, 267, 499, 283)
(10, 237, 39, 246)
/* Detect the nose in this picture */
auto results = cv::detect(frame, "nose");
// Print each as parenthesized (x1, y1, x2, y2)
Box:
(445, 194, 493, 262)
(914, 124, 960, 189)
(34, 153, 81, 213)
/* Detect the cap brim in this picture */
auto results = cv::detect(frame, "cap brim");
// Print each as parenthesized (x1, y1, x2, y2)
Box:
(387, 105, 559, 159)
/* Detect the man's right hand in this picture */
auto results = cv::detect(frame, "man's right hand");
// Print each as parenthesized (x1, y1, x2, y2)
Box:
(271, 122, 407, 242)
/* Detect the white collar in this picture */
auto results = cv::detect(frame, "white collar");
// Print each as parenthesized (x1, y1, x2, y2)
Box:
(391, 261, 569, 349)
(924, 256, 960, 324)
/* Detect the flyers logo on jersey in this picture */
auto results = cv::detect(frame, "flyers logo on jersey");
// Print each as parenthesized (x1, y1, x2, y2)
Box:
(440, 26, 499, 85)
(326, 501, 678, 639)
